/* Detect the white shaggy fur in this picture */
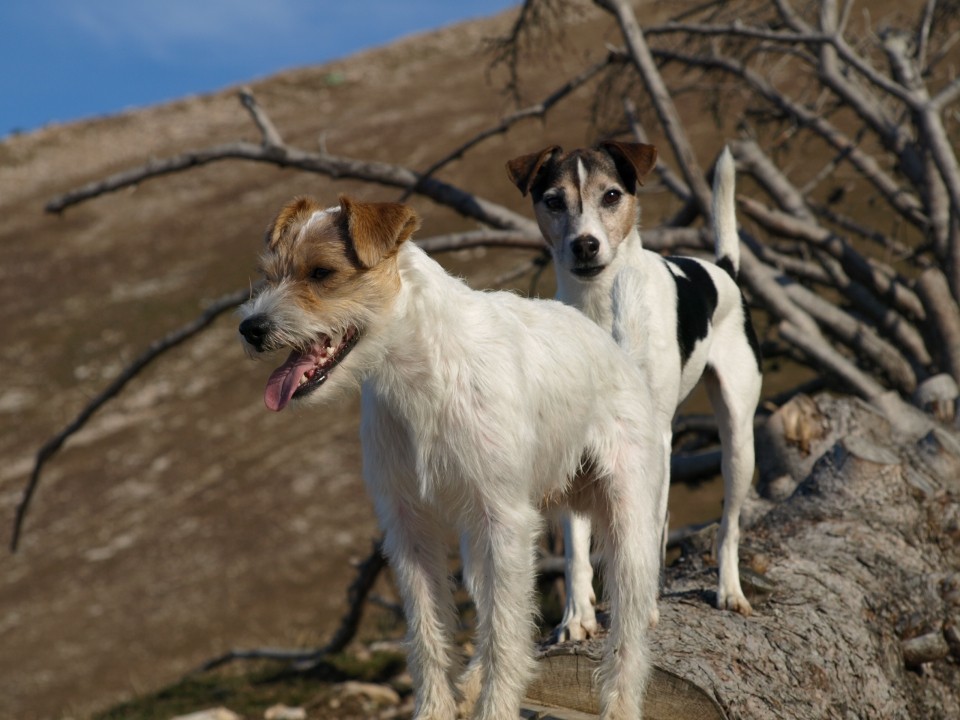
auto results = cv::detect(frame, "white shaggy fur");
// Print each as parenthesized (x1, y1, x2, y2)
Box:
(508, 143, 763, 641)
(238, 197, 665, 719)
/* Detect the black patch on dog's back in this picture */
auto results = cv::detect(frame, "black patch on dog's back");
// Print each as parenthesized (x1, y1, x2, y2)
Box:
(666, 257, 718, 367)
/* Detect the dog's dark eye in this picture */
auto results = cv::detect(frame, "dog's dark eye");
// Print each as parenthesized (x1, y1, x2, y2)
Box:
(310, 267, 333, 281)
(602, 189, 622, 207)
(544, 195, 566, 212)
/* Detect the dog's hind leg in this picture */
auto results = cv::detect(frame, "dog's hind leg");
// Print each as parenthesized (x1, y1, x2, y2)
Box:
(460, 500, 541, 720)
(555, 511, 598, 642)
(704, 360, 761, 616)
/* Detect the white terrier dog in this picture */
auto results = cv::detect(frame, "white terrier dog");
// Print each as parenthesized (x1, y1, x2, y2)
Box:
(507, 142, 762, 641)
(238, 195, 665, 719)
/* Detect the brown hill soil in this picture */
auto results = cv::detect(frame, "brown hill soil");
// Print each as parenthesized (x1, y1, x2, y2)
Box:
(0, 4, 749, 718)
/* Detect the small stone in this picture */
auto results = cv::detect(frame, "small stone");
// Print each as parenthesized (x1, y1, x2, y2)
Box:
(170, 708, 241, 720)
(264, 704, 307, 720)
(902, 630, 949, 667)
(336, 680, 402, 706)
(389, 670, 414, 695)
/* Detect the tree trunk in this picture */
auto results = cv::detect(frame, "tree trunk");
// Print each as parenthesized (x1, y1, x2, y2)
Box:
(527, 394, 960, 719)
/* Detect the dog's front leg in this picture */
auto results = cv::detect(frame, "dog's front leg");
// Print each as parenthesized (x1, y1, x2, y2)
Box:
(459, 501, 540, 720)
(596, 447, 664, 720)
(378, 498, 461, 719)
(362, 409, 460, 719)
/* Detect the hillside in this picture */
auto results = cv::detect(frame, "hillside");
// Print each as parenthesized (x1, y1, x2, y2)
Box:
(1, 4, 734, 718)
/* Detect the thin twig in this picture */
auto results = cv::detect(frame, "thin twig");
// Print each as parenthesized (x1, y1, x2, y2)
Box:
(416, 229, 543, 254)
(239, 87, 285, 147)
(399, 50, 625, 202)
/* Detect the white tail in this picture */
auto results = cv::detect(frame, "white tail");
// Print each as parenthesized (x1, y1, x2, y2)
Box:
(712, 145, 739, 278)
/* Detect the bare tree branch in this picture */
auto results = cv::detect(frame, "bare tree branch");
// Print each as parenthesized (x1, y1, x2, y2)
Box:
(416, 229, 544, 254)
(595, 0, 713, 219)
(46, 92, 539, 238)
(191, 538, 388, 674)
(652, 46, 929, 229)
(782, 280, 917, 394)
(399, 49, 626, 202)
(239, 87, 285, 148)
(778, 320, 886, 400)
(11, 286, 253, 551)
(917, 268, 960, 386)
(738, 195, 926, 321)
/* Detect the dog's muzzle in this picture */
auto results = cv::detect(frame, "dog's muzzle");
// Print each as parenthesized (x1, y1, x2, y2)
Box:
(571, 234, 600, 262)
(570, 235, 606, 278)
(239, 313, 362, 412)
(239, 314, 273, 352)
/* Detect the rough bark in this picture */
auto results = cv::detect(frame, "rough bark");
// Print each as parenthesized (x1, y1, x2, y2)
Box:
(528, 394, 960, 719)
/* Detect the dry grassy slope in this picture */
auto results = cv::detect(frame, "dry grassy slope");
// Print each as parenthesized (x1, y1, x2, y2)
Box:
(0, 4, 731, 718)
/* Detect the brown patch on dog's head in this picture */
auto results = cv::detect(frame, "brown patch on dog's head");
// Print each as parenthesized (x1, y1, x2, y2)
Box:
(265, 196, 320, 250)
(339, 195, 420, 268)
(258, 195, 421, 286)
(506, 145, 562, 197)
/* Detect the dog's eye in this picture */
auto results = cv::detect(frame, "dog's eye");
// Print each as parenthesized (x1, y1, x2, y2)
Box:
(544, 195, 566, 212)
(310, 267, 333, 282)
(602, 189, 622, 207)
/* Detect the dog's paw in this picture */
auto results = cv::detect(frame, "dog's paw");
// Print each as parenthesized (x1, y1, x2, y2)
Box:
(717, 589, 753, 616)
(551, 614, 599, 643)
(648, 606, 660, 629)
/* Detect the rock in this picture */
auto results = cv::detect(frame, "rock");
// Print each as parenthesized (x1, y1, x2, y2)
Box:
(170, 708, 241, 720)
(912, 373, 959, 423)
(336, 680, 402, 706)
(264, 704, 307, 720)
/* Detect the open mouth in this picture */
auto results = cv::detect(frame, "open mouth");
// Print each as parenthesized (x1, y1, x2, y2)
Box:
(571, 265, 606, 279)
(263, 327, 360, 412)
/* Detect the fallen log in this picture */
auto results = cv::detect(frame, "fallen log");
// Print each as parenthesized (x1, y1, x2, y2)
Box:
(527, 394, 960, 719)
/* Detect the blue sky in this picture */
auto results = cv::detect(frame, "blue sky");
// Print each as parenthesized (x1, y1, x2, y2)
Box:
(0, 0, 519, 138)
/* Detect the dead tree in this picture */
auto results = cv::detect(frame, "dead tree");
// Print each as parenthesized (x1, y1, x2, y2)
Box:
(529, 393, 960, 718)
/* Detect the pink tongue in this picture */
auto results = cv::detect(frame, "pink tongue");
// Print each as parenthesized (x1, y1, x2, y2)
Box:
(264, 348, 321, 412)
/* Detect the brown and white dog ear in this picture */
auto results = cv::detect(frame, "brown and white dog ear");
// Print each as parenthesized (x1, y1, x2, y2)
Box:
(265, 196, 318, 249)
(599, 141, 658, 192)
(339, 195, 421, 268)
(505, 145, 562, 197)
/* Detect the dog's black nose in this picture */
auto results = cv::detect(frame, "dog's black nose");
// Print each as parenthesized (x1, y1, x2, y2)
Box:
(239, 314, 272, 351)
(571, 235, 600, 262)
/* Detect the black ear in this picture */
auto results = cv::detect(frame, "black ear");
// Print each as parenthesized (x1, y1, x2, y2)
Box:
(339, 195, 421, 268)
(505, 145, 562, 197)
(598, 141, 658, 193)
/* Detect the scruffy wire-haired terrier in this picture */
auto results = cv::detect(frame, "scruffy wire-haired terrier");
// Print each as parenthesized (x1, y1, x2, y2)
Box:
(239, 195, 664, 719)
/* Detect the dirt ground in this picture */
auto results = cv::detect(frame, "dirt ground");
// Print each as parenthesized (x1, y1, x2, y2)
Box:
(0, 5, 739, 718)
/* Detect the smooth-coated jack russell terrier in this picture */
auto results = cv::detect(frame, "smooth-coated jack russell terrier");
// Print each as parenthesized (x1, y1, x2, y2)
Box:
(507, 142, 762, 640)
(238, 195, 665, 719)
